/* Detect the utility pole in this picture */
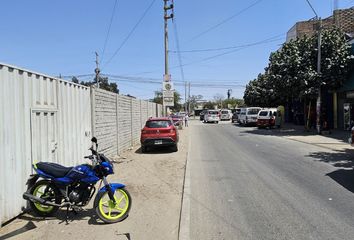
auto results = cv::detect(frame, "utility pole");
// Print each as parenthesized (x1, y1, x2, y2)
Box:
(95, 52, 100, 88)
(163, 0, 174, 115)
(188, 82, 191, 114)
(316, 18, 322, 134)
(185, 81, 187, 113)
(305, 0, 322, 134)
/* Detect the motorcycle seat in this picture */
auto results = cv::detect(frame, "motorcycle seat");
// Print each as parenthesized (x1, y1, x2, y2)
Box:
(36, 162, 73, 178)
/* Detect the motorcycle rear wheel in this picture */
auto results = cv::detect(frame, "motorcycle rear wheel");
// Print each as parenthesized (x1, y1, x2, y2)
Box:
(29, 180, 61, 216)
(95, 188, 132, 224)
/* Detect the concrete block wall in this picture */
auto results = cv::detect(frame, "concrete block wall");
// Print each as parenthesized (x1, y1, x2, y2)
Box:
(92, 88, 161, 157)
(92, 88, 118, 157)
(131, 99, 142, 146)
(117, 95, 133, 154)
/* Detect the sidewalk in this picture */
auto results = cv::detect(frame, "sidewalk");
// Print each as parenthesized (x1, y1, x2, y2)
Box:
(276, 123, 353, 152)
(0, 127, 190, 240)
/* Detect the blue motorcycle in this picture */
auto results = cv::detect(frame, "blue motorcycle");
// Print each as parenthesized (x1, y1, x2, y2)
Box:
(23, 137, 131, 224)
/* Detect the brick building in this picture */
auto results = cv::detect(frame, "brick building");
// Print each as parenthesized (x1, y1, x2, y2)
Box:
(286, 7, 354, 42)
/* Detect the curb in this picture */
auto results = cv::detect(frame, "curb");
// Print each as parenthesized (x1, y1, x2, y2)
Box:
(178, 128, 191, 240)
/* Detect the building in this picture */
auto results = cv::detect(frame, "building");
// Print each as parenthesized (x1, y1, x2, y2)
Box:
(286, 7, 354, 42)
(336, 38, 354, 130)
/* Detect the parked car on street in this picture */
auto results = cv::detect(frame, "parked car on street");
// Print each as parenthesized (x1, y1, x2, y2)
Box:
(256, 108, 278, 128)
(238, 107, 261, 126)
(140, 117, 178, 153)
(203, 110, 220, 123)
(220, 109, 232, 121)
(200, 109, 207, 121)
(170, 114, 183, 127)
(231, 108, 241, 123)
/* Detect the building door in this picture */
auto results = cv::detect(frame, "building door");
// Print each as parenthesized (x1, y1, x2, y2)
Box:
(31, 109, 58, 164)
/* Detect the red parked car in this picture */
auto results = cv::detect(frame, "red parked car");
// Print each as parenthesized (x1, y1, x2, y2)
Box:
(140, 117, 179, 153)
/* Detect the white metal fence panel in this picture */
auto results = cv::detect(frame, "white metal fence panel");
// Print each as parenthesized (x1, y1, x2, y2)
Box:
(56, 81, 91, 167)
(0, 63, 91, 226)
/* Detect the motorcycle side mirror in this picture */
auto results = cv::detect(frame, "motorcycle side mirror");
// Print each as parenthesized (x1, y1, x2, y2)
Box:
(91, 137, 97, 144)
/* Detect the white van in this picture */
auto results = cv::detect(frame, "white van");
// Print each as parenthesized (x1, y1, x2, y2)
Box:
(238, 107, 261, 126)
(220, 109, 232, 121)
(257, 108, 278, 128)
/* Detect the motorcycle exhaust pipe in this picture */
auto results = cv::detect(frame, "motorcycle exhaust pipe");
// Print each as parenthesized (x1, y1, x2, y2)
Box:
(23, 192, 71, 208)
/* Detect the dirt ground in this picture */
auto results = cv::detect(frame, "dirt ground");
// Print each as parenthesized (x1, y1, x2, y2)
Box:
(0, 126, 189, 240)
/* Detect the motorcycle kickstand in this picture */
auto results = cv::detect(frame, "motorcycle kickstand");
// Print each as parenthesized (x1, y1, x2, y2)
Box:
(65, 206, 70, 224)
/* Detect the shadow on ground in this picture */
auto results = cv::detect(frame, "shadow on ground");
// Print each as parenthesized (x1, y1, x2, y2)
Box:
(306, 148, 354, 194)
(18, 208, 104, 226)
(135, 146, 176, 155)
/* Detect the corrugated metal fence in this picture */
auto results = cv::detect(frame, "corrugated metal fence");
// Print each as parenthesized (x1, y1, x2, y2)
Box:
(0, 63, 92, 226)
(0, 63, 162, 226)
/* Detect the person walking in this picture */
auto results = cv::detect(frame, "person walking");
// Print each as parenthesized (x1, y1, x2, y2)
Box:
(184, 114, 189, 127)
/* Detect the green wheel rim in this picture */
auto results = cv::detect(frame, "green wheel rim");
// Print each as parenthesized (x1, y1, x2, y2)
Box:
(98, 189, 130, 220)
(33, 184, 55, 212)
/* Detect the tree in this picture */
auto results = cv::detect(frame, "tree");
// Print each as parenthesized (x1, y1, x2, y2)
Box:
(187, 95, 203, 112)
(244, 28, 353, 105)
(71, 76, 119, 94)
(213, 94, 225, 108)
(203, 101, 215, 109)
(223, 97, 244, 108)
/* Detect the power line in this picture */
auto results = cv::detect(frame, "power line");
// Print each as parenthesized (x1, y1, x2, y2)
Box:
(125, 32, 284, 75)
(101, 0, 119, 64)
(171, 10, 188, 107)
(104, 74, 242, 84)
(171, 34, 285, 53)
(107, 77, 244, 88)
(103, 0, 157, 69)
(188, 0, 265, 42)
(172, 17, 185, 82)
(61, 73, 243, 83)
(169, 37, 284, 70)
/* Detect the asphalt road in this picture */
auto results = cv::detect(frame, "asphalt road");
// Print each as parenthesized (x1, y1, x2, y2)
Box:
(187, 120, 354, 240)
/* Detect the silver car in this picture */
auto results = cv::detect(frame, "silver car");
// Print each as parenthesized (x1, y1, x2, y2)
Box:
(203, 110, 220, 123)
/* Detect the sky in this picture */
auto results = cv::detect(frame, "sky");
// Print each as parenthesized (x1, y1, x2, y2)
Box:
(1, 0, 354, 102)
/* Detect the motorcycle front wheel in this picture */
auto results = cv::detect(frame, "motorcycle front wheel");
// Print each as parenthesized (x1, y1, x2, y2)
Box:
(95, 188, 132, 224)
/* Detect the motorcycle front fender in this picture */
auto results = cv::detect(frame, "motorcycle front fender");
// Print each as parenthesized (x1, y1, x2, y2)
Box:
(93, 183, 126, 208)
(98, 183, 126, 194)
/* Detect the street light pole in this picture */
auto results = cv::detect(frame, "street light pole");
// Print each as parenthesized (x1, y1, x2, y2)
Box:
(163, 0, 173, 116)
(305, 0, 322, 134)
(316, 18, 322, 134)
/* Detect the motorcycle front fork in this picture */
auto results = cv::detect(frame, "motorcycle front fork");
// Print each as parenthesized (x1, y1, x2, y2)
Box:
(103, 177, 116, 204)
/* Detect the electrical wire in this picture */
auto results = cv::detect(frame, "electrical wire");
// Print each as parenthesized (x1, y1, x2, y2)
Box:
(172, 17, 185, 83)
(101, 0, 119, 64)
(103, 0, 157, 69)
(169, 36, 284, 70)
(125, 32, 285, 75)
(171, 34, 285, 53)
(108, 77, 244, 88)
(188, 0, 265, 42)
